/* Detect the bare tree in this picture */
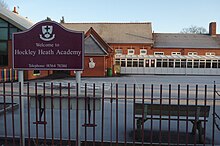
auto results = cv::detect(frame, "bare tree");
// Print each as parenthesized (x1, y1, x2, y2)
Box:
(0, 0, 8, 9)
(180, 25, 208, 34)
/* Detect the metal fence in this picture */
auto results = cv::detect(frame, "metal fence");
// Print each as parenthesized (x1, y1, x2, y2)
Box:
(0, 81, 220, 146)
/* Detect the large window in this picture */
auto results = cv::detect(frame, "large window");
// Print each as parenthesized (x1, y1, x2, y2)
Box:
(187, 60, 192, 68)
(169, 59, 174, 67)
(212, 60, 217, 68)
(218, 60, 220, 68)
(127, 59, 132, 67)
(139, 59, 144, 67)
(194, 60, 199, 68)
(162, 59, 168, 67)
(151, 59, 155, 67)
(0, 42, 8, 66)
(133, 59, 138, 67)
(156, 59, 162, 67)
(206, 60, 211, 68)
(181, 59, 186, 68)
(175, 59, 180, 68)
(0, 19, 8, 40)
(0, 18, 20, 66)
(121, 59, 126, 67)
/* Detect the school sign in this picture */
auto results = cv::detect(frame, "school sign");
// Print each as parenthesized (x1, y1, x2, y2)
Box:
(13, 21, 84, 70)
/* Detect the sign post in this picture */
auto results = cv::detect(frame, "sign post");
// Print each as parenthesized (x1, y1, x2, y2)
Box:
(13, 21, 84, 146)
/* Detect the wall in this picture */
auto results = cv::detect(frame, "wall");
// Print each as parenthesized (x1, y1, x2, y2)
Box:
(110, 44, 152, 55)
(24, 70, 52, 80)
(81, 56, 106, 77)
(149, 47, 220, 55)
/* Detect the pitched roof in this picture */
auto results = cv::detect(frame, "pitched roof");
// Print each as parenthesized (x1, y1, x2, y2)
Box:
(0, 6, 33, 30)
(154, 33, 220, 48)
(85, 36, 108, 56)
(85, 27, 113, 54)
(62, 22, 153, 44)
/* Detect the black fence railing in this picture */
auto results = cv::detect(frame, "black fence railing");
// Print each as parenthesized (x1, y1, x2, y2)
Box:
(0, 81, 220, 146)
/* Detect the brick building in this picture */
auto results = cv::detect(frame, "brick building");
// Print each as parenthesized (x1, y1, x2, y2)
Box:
(1, 6, 220, 81)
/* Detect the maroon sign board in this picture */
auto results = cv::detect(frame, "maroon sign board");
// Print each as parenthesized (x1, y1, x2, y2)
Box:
(12, 21, 84, 70)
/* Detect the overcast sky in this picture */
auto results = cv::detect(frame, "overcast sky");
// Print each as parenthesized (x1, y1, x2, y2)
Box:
(5, 0, 220, 33)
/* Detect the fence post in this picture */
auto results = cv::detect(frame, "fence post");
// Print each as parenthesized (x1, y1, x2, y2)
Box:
(212, 82, 216, 146)
(76, 71, 81, 146)
(18, 70, 25, 146)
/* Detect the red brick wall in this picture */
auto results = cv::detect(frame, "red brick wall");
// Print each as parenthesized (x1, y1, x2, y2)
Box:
(110, 44, 152, 55)
(151, 48, 220, 55)
(81, 56, 106, 77)
(25, 70, 51, 80)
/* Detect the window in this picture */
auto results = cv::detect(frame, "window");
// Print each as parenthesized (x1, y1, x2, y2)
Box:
(115, 49, 122, 55)
(145, 60, 149, 67)
(194, 60, 199, 68)
(162, 59, 168, 67)
(127, 49, 134, 55)
(151, 59, 155, 67)
(212, 60, 217, 68)
(33, 70, 40, 76)
(206, 60, 211, 68)
(0, 18, 20, 66)
(218, 60, 220, 68)
(0, 42, 8, 66)
(127, 59, 132, 67)
(139, 59, 144, 67)
(133, 59, 138, 67)
(140, 49, 147, 55)
(206, 52, 215, 56)
(199, 60, 205, 68)
(121, 59, 126, 67)
(175, 59, 180, 68)
(169, 59, 174, 67)
(154, 52, 164, 55)
(156, 59, 162, 67)
(9, 27, 18, 39)
(187, 60, 192, 68)
(188, 52, 198, 56)
(172, 52, 181, 55)
(0, 28, 8, 40)
(181, 59, 186, 68)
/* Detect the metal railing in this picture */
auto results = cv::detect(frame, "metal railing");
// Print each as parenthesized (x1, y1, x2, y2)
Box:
(0, 81, 220, 146)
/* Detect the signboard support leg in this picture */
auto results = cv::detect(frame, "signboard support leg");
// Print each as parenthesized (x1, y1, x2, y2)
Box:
(18, 70, 25, 146)
(76, 71, 81, 146)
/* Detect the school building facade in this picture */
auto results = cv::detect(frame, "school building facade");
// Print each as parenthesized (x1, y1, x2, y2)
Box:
(1, 6, 220, 81)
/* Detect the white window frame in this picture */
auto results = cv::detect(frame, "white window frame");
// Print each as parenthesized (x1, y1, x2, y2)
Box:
(115, 49, 123, 55)
(140, 49, 147, 55)
(154, 52, 164, 55)
(172, 52, 181, 55)
(206, 52, 215, 56)
(188, 52, 198, 56)
(128, 49, 134, 55)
